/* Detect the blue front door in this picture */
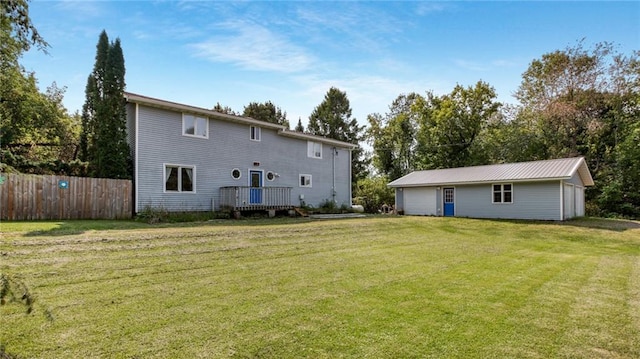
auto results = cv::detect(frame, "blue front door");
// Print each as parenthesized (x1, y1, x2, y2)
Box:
(249, 170, 263, 204)
(443, 187, 455, 216)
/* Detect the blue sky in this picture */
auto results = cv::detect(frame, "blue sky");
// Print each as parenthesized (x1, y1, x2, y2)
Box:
(22, 1, 639, 128)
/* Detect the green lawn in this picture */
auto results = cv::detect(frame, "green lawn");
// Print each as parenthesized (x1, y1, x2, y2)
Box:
(1, 216, 639, 358)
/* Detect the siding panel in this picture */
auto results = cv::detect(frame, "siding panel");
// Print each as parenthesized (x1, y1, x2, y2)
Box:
(455, 181, 561, 220)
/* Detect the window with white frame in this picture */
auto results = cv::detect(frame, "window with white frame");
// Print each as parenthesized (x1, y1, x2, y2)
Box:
(492, 184, 512, 203)
(182, 114, 208, 138)
(299, 174, 312, 187)
(250, 126, 261, 141)
(307, 141, 322, 159)
(165, 165, 195, 192)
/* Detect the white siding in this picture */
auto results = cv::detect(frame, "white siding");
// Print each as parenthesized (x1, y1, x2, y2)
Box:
(403, 187, 437, 215)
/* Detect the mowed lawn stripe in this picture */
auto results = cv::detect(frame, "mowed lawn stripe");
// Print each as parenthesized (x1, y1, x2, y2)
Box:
(1, 217, 639, 358)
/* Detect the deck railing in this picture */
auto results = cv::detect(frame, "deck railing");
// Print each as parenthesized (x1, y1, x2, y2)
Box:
(219, 186, 293, 211)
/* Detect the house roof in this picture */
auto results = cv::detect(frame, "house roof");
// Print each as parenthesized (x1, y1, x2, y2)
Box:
(124, 92, 357, 149)
(388, 157, 594, 188)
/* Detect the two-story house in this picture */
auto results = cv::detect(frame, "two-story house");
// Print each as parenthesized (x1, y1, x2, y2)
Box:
(124, 92, 356, 214)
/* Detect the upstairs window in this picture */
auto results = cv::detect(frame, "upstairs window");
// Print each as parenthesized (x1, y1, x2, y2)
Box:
(183, 114, 208, 138)
(492, 184, 512, 204)
(250, 126, 261, 141)
(307, 141, 322, 159)
(165, 165, 194, 192)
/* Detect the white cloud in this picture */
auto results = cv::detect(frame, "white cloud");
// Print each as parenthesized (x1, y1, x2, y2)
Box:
(55, 0, 107, 19)
(415, 2, 448, 16)
(189, 21, 313, 73)
(454, 59, 489, 72)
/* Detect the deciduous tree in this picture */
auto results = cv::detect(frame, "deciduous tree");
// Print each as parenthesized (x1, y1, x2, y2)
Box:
(367, 93, 421, 180)
(414, 81, 500, 169)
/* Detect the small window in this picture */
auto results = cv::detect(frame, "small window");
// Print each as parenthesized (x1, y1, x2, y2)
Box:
(266, 171, 275, 181)
(165, 165, 195, 192)
(307, 141, 322, 159)
(183, 114, 208, 138)
(231, 168, 241, 180)
(492, 183, 513, 204)
(250, 126, 261, 141)
(299, 174, 312, 187)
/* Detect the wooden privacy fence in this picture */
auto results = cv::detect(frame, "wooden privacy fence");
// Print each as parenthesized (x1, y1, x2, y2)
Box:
(0, 174, 132, 220)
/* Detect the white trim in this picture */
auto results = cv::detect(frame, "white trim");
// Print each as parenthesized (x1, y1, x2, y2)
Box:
(182, 113, 209, 139)
(307, 141, 322, 159)
(491, 183, 513, 204)
(299, 174, 312, 188)
(389, 176, 575, 188)
(266, 171, 276, 181)
(163, 163, 196, 193)
(250, 125, 261, 142)
(231, 168, 242, 180)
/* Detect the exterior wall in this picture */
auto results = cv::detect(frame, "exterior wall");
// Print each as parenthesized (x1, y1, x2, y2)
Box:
(131, 105, 352, 212)
(403, 187, 437, 215)
(454, 181, 562, 220)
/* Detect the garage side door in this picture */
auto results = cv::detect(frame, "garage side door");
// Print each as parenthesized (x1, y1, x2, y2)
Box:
(404, 187, 437, 215)
(575, 186, 585, 217)
(563, 183, 575, 220)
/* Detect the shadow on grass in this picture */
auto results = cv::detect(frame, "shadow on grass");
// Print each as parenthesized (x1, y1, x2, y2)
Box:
(480, 217, 640, 232)
(559, 217, 640, 232)
(15, 216, 319, 237)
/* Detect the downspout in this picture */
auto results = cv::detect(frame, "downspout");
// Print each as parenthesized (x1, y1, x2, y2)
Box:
(134, 103, 139, 215)
(559, 181, 564, 221)
(332, 147, 336, 204)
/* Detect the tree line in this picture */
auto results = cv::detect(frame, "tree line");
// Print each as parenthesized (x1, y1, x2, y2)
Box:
(365, 42, 639, 217)
(1, 1, 638, 218)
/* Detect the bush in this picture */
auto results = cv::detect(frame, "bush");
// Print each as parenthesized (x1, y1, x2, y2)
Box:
(135, 206, 230, 224)
(353, 176, 394, 213)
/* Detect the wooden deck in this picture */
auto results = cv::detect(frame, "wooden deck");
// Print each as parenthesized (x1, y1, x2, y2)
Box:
(219, 186, 293, 211)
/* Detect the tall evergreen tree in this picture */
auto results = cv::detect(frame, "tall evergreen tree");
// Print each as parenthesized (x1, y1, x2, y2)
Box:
(308, 87, 369, 186)
(80, 30, 131, 179)
(294, 117, 304, 132)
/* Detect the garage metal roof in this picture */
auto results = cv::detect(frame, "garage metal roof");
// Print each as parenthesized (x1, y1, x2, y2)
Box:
(388, 157, 594, 187)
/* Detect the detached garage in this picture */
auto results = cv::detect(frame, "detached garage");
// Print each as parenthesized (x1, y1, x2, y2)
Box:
(388, 157, 594, 221)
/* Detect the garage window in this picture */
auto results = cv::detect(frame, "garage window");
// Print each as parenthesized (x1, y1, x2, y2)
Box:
(492, 184, 512, 204)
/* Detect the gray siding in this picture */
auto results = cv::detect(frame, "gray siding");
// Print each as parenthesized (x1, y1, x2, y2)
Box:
(455, 181, 562, 220)
(394, 188, 404, 211)
(133, 105, 351, 212)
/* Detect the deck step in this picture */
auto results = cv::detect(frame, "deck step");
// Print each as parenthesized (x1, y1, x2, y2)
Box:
(294, 207, 309, 217)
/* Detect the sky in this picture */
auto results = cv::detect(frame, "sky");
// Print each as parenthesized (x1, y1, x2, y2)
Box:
(21, 1, 640, 129)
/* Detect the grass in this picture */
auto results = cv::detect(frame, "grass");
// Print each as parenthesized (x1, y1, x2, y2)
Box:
(1, 216, 639, 358)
